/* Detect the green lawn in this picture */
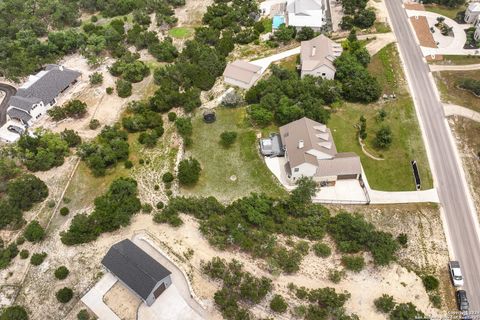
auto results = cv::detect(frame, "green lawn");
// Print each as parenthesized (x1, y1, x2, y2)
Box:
(181, 108, 287, 201)
(424, 4, 465, 20)
(168, 27, 194, 39)
(275, 54, 299, 72)
(434, 70, 480, 113)
(329, 44, 433, 191)
(374, 22, 391, 34)
(431, 55, 480, 65)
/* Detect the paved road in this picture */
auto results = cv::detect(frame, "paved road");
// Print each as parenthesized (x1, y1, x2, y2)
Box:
(386, 0, 480, 311)
(0, 83, 16, 126)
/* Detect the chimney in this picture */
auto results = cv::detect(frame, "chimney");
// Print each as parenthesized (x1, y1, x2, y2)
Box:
(298, 140, 304, 149)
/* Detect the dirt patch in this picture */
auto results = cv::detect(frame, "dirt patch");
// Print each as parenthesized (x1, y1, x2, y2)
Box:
(175, 0, 213, 27)
(103, 282, 141, 320)
(405, 2, 426, 11)
(410, 16, 437, 48)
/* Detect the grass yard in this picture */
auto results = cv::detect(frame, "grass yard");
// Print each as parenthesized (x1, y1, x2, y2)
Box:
(181, 107, 287, 201)
(434, 70, 480, 113)
(168, 27, 194, 39)
(424, 4, 465, 20)
(431, 55, 480, 65)
(374, 22, 391, 33)
(329, 44, 433, 191)
(275, 54, 299, 72)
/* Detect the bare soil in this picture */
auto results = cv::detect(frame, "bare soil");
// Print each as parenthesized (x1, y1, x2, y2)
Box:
(103, 282, 141, 320)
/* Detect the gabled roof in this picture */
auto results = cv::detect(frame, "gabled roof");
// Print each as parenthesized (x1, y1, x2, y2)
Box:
(288, 0, 322, 15)
(467, 2, 480, 12)
(301, 35, 343, 72)
(7, 107, 32, 122)
(102, 239, 171, 300)
(317, 152, 362, 176)
(286, 0, 325, 28)
(279, 117, 337, 168)
(11, 65, 80, 112)
(223, 60, 262, 85)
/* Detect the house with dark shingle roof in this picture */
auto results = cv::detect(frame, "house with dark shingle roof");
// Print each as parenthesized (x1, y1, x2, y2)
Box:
(279, 117, 362, 183)
(101, 239, 172, 306)
(6, 64, 81, 126)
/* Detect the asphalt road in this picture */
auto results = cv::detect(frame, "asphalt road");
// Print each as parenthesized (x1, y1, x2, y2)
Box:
(0, 83, 16, 126)
(386, 0, 480, 311)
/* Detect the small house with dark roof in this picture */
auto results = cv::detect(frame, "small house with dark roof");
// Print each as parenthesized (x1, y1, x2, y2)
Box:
(6, 64, 81, 126)
(101, 239, 172, 306)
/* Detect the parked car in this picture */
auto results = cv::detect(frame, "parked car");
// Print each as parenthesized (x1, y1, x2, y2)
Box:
(449, 261, 464, 287)
(456, 290, 469, 312)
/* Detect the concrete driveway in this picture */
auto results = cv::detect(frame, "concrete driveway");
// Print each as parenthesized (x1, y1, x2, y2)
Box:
(250, 47, 301, 73)
(81, 273, 120, 320)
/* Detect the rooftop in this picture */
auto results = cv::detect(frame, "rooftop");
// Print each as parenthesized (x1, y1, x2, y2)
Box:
(300, 35, 343, 71)
(223, 60, 262, 85)
(102, 239, 171, 301)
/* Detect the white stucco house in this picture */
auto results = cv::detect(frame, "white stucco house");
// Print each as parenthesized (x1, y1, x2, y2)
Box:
(286, 0, 326, 31)
(300, 35, 343, 79)
(223, 60, 262, 89)
(279, 117, 362, 184)
(6, 64, 81, 127)
(465, 2, 480, 24)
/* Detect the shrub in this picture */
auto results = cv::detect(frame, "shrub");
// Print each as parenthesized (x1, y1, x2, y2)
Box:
(312, 242, 331, 258)
(168, 112, 177, 122)
(270, 294, 288, 313)
(116, 79, 132, 98)
(89, 72, 103, 85)
(457, 78, 480, 96)
(60, 207, 70, 216)
(430, 294, 442, 308)
(16, 237, 25, 245)
(56, 287, 73, 303)
(374, 294, 396, 313)
(178, 158, 201, 186)
(154, 184, 159, 190)
(374, 126, 393, 149)
(77, 309, 90, 320)
(61, 129, 82, 147)
(156, 201, 164, 209)
(162, 172, 174, 183)
(19, 249, 29, 259)
(390, 302, 425, 320)
(142, 204, 153, 213)
(91, 15, 98, 22)
(106, 87, 114, 95)
(341, 255, 365, 272)
(0, 306, 28, 320)
(124, 160, 133, 169)
(54, 266, 70, 280)
(30, 252, 47, 266)
(7, 174, 49, 210)
(89, 119, 100, 130)
(422, 275, 439, 291)
(397, 233, 408, 247)
(23, 221, 45, 243)
(47, 200, 56, 208)
(219, 131, 237, 147)
(328, 269, 345, 284)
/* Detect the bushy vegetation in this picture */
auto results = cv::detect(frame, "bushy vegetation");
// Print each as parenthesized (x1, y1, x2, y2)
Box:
(54, 266, 70, 280)
(16, 130, 70, 172)
(23, 220, 45, 243)
(422, 0, 465, 7)
(30, 252, 47, 266)
(61, 178, 141, 245)
(48, 100, 87, 121)
(56, 287, 73, 303)
(0, 243, 19, 269)
(270, 294, 288, 313)
(110, 53, 150, 83)
(202, 257, 272, 319)
(122, 101, 165, 147)
(77, 309, 90, 320)
(312, 242, 332, 258)
(78, 125, 129, 176)
(0, 305, 28, 320)
(219, 131, 238, 147)
(389, 302, 425, 320)
(175, 117, 193, 146)
(341, 255, 365, 272)
(457, 78, 480, 96)
(374, 294, 396, 313)
(178, 158, 201, 186)
(89, 72, 103, 85)
(340, 0, 376, 30)
(422, 275, 440, 291)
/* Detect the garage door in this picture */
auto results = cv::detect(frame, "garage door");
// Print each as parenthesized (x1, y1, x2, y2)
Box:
(153, 282, 166, 298)
(337, 174, 358, 180)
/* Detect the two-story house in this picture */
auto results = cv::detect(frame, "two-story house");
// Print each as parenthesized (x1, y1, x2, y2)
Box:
(300, 35, 343, 79)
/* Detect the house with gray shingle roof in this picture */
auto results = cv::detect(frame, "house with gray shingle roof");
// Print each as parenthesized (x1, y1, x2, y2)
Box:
(6, 64, 81, 126)
(300, 35, 343, 79)
(279, 117, 362, 183)
(102, 239, 172, 306)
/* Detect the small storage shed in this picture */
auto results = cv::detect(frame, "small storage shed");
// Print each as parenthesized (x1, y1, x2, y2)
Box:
(102, 239, 172, 306)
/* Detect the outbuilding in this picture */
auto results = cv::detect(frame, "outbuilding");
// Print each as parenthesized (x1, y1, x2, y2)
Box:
(101, 239, 172, 306)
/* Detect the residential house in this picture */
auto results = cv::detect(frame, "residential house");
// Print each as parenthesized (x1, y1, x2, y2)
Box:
(223, 60, 262, 89)
(102, 239, 172, 307)
(300, 34, 342, 79)
(6, 64, 81, 126)
(465, 2, 480, 24)
(286, 0, 326, 31)
(279, 117, 362, 183)
(476, 23, 480, 40)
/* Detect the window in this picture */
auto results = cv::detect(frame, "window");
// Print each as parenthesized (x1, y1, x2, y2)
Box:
(294, 168, 299, 172)
(321, 73, 326, 77)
